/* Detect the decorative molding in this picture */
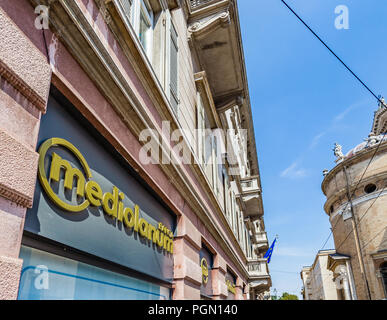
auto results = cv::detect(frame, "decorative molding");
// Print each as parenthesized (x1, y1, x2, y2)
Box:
(322, 140, 387, 197)
(0, 184, 32, 208)
(188, 10, 231, 40)
(330, 189, 387, 221)
(0, 59, 47, 113)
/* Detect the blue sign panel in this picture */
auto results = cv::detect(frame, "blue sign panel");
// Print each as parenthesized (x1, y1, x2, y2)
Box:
(24, 95, 176, 283)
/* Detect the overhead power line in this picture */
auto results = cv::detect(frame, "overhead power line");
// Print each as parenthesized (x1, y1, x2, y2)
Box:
(280, 0, 386, 107)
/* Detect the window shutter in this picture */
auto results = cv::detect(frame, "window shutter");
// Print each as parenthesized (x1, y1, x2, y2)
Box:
(121, 0, 133, 21)
(170, 23, 179, 115)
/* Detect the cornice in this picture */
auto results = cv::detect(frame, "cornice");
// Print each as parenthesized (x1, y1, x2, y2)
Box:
(187, 9, 231, 39)
(322, 140, 387, 196)
(372, 107, 387, 135)
(30, 0, 251, 279)
(0, 183, 32, 208)
(0, 59, 47, 113)
(324, 185, 387, 220)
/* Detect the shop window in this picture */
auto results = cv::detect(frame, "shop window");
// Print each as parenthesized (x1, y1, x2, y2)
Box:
(18, 246, 170, 300)
(364, 183, 377, 194)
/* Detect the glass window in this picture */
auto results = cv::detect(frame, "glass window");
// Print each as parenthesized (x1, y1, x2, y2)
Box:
(18, 246, 170, 300)
(139, 8, 151, 52)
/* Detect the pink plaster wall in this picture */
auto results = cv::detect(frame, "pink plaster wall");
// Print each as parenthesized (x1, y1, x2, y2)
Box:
(0, 0, 250, 297)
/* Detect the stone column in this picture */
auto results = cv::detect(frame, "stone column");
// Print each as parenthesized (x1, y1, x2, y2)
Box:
(173, 215, 202, 299)
(0, 7, 51, 299)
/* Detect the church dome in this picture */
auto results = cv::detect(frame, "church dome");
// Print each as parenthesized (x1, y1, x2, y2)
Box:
(345, 134, 387, 159)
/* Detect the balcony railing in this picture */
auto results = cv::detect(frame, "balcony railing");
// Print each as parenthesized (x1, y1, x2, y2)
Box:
(239, 176, 263, 219)
(240, 177, 260, 194)
(252, 232, 269, 255)
(253, 231, 267, 244)
(190, 0, 217, 9)
(247, 258, 269, 278)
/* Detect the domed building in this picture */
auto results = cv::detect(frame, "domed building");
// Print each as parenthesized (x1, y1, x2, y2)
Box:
(321, 100, 387, 300)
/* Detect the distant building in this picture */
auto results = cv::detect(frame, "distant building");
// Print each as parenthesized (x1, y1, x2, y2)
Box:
(300, 250, 343, 300)
(320, 101, 387, 300)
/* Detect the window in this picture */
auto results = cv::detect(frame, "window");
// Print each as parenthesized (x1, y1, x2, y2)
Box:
(18, 246, 170, 300)
(139, 8, 152, 52)
(121, 0, 133, 21)
(126, 0, 154, 59)
(169, 22, 179, 115)
(364, 183, 377, 194)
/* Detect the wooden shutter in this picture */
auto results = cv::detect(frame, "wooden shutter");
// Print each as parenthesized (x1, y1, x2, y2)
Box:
(121, 0, 133, 21)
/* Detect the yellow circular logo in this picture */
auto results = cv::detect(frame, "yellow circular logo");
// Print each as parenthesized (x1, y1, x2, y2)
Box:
(201, 258, 209, 284)
(38, 138, 92, 212)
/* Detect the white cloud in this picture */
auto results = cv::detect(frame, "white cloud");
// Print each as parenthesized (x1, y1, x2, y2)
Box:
(309, 131, 326, 149)
(280, 161, 308, 179)
(333, 99, 369, 123)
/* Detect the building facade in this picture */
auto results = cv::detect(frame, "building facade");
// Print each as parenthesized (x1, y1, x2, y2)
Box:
(300, 250, 355, 300)
(0, 0, 271, 300)
(320, 101, 387, 300)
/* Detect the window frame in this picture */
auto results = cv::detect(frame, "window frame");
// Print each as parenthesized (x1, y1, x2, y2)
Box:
(131, 0, 154, 60)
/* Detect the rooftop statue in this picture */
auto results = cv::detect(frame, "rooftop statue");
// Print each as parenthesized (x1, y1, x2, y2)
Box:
(333, 143, 345, 163)
(364, 132, 380, 147)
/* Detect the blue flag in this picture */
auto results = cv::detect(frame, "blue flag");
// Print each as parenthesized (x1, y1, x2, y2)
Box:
(264, 238, 277, 264)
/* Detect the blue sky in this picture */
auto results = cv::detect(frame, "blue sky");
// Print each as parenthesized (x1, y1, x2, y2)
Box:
(238, 0, 387, 298)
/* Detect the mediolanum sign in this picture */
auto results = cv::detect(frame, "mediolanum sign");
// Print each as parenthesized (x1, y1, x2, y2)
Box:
(38, 137, 174, 254)
(25, 96, 176, 282)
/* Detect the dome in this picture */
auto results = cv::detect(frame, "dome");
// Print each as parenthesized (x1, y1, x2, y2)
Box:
(345, 134, 387, 159)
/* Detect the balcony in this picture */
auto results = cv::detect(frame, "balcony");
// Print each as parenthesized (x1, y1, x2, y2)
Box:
(247, 258, 271, 292)
(247, 258, 269, 277)
(189, 0, 218, 10)
(252, 232, 269, 254)
(239, 176, 263, 220)
(187, 0, 246, 107)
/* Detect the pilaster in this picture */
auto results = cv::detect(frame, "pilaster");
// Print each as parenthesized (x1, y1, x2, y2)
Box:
(0, 5, 51, 299)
